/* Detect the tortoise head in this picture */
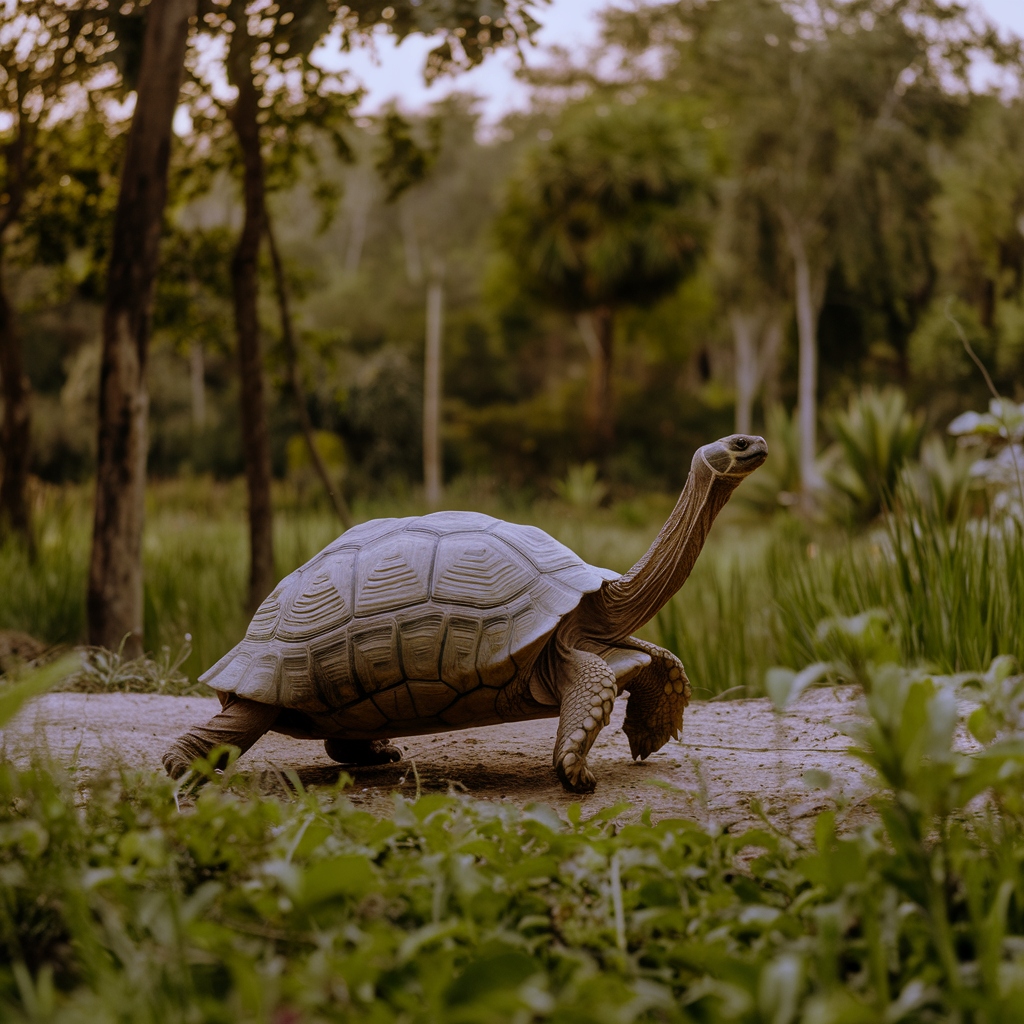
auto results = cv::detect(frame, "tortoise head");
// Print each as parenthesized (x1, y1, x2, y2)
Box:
(696, 434, 768, 478)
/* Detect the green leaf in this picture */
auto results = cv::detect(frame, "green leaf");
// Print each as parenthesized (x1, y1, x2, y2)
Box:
(445, 951, 538, 1006)
(299, 855, 375, 906)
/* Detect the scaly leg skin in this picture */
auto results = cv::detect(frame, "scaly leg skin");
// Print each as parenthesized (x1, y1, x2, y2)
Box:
(620, 639, 690, 761)
(162, 694, 280, 779)
(324, 738, 402, 766)
(553, 649, 619, 793)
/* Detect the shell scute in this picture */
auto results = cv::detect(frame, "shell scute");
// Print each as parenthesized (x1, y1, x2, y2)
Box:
(409, 681, 458, 717)
(245, 585, 287, 641)
(355, 532, 435, 617)
(477, 614, 516, 687)
(491, 522, 579, 573)
(277, 568, 351, 642)
(333, 697, 388, 734)
(372, 683, 418, 721)
(308, 633, 358, 709)
(529, 575, 589, 619)
(432, 535, 535, 608)
(350, 621, 402, 693)
(235, 650, 283, 703)
(440, 685, 501, 727)
(280, 647, 323, 709)
(409, 510, 496, 534)
(441, 615, 483, 692)
(398, 612, 445, 680)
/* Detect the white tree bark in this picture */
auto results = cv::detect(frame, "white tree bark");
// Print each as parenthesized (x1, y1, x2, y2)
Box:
(784, 220, 824, 493)
(343, 175, 372, 275)
(423, 272, 444, 508)
(730, 310, 760, 435)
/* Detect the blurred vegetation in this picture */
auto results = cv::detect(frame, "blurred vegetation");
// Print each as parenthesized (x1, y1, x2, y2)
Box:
(7, 638, 1024, 1019)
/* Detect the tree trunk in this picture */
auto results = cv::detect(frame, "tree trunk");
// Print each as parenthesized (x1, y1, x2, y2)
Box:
(785, 222, 824, 496)
(228, 26, 275, 612)
(266, 218, 351, 529)
(88, 0, 193, 655)
(344, 175, 370, 275)
(0, 254, 32, 545)
(423, 271, 444, 508)
(730, 310, 760, 436)
(582, 306, 614, 460)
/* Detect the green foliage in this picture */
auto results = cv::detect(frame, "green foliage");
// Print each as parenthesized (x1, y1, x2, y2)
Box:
(733, 404, 802, 514)
(10, 646, 1024, 1019)
(823, 387, 924, 524)
(899, 434, 975, 522)
(553, 462, 607, 511)
(494, 100, 714, 315)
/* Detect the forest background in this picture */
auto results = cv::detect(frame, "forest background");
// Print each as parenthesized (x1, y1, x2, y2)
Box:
(1, 0, 1023, 681)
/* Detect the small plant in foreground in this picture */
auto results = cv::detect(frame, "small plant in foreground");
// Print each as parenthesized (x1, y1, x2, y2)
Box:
(6, 651, 1024, 1020)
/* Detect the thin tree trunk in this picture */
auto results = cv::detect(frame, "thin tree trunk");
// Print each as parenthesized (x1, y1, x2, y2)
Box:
(88, 0, 193, 654)
(785, 221, 823, 495)
(189, 341, 206, 429)
(228, 24, 275, 612)
(344, 176, 370, 275)
(423, 271, 444, 508)
(0, 253, 32, 544)
(730, 310, 760, 436)
(266, 219, 351, 529)
(583, 306, 615, 460)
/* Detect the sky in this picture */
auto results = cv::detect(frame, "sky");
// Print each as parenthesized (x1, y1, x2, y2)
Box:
(326, 0, 1024, 123)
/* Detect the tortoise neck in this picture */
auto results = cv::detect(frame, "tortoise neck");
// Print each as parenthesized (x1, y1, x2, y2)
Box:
(584, 459, 738, 641)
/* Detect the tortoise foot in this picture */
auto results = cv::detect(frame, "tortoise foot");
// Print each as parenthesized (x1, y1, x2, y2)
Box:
(555, 755, 597, 794)
(324, 738, 402, 766)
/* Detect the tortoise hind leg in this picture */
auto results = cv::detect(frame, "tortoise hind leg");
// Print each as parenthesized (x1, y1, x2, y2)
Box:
(162, 694, 279, 779)
(553, 650, 619, 793)
(324, 738, 402, 766)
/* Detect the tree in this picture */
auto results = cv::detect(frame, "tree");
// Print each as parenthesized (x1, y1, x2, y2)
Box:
(88, 0, 196, 654)
(711, 181, 787, 434)
(185, 1, 536, 606)
(495, 100, 713, 459)
(605, 0, 975, 499)
(0, 1, 123, 543)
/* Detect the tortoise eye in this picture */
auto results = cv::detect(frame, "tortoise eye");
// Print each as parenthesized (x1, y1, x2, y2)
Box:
(735, 438, 748, 451)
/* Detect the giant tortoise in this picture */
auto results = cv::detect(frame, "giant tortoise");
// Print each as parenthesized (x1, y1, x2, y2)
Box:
(164, 434, 766, 792)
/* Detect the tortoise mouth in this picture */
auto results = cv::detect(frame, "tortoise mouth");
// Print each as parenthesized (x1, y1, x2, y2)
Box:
(736, 448, 767, 465)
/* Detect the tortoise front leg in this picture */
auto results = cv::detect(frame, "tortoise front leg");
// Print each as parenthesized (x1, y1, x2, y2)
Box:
(553, 650, 619, 793)
(162, 695, 280, 778)
(620, 639, 689, 760)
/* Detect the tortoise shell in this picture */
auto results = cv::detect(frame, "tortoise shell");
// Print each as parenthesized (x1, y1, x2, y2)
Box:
(200, 512, 619, 735)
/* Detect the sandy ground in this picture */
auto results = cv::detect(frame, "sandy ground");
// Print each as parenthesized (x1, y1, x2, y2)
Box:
(0, 686, 896, 836)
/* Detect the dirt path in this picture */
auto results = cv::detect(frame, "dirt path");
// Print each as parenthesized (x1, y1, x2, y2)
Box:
(2, 687, 889, 836)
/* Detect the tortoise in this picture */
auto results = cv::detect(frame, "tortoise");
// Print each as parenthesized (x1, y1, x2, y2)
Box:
(163, 434, 766, 792)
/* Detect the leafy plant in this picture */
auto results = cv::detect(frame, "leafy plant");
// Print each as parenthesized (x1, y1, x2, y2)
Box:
(899, 433, 975, 521)
(733, 403, 803, 514)
(823, 386, 924, 523)
(57, 639, 202, 696)
(553, 461, 608, 510)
